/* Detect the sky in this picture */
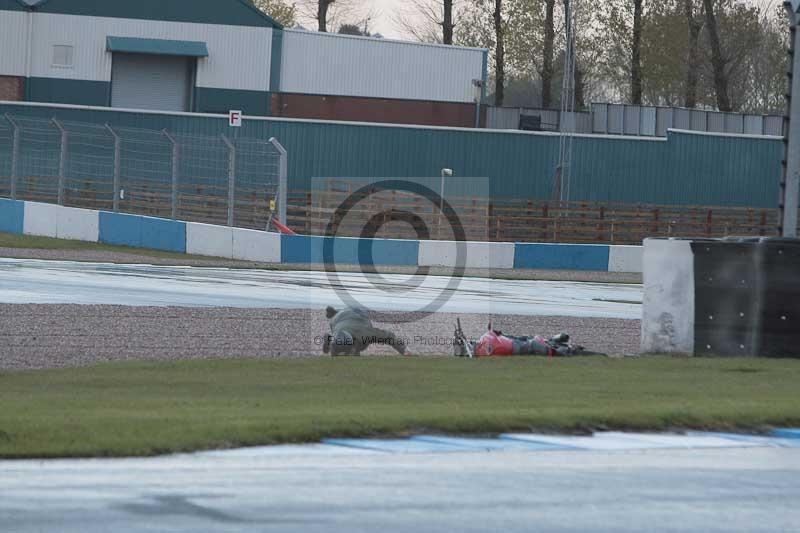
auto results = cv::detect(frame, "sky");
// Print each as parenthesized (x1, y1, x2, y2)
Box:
(367, 0, 405, 37)
(322, 0, 783, 42)
(293, 0, 418, 40)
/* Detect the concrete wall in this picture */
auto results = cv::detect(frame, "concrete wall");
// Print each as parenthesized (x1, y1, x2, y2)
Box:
(640, 239, 695, 354)
(3, 199, 645, 272)
(418, 241, 515, 269)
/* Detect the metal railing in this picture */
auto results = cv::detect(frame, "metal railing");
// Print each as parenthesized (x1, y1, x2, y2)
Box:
(0, 114, 288, 229)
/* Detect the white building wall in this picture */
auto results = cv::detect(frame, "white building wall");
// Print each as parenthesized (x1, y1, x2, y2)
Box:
(280, 29, 485, 103)
(0, 10, 29, 76)
(27, 13, 271, 91)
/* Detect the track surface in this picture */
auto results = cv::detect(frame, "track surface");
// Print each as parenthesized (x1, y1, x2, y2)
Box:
(1, 445, 798, 533)
(0, 258, 642, 319)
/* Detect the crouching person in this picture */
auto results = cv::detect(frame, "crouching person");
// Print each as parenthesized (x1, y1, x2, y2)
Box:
(323, 306, 406, 357)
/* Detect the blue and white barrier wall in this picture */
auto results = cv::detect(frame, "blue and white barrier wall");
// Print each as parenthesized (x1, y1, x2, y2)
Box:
(0, 199, 643, 273)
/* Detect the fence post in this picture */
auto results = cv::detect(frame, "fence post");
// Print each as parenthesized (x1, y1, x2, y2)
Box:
(105, 124, 121, 212)
(221, 134, 236, 227)
(5, 114, 19, 200)
(162, 130, 179, 220)
(268, 137, 288, 225)
(52, 118, 67, 206)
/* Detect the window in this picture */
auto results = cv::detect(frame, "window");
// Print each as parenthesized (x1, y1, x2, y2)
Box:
(52, 45, 74, 68)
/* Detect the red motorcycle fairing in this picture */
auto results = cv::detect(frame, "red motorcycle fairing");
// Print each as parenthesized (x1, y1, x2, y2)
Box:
(474, 330, 514, 357)
(474, 330, 557, 357)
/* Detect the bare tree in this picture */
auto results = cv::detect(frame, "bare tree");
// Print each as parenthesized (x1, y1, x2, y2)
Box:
(540, 0, 556, 108)
(631, 0, 644, 104)
(443, 0, 455, 43)
(394, 0, 461, 44)
(296, 0, 364, 33)
(683, 0, 703, 108)
(317, 0, 335, 31)
(493, 0, 505, 104)
(702, 0, 731, 111)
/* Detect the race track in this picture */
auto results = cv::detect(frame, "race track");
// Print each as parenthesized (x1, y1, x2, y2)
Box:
(0, 258, 642, 319)
(2, 442, 798, 533)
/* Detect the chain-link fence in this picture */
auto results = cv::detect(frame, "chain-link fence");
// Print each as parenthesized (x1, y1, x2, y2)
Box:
(0, 114, 287, 229)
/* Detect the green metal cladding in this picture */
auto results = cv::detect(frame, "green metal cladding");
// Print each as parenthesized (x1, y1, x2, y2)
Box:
(24, 0, 281, 28)
(0, 103, 783, 207)
(26, 78, 111, 107)
(106, 37, 210, 57)
(0, 0, 26, 10)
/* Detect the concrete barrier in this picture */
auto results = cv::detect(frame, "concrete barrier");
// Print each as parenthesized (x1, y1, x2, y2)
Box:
(99, 212, 143, 247)
(56, 206, 99, 242)
(608, 245, 644, 273)
(281, 235, 419, 266)
(514, 243, 610, 271)
(8, 198, 647, 273)
(640, 239, 695, 354)
(140, 216, 186, 253)
(186, 222, 234, 258)
(418, 240, 515, 269)
(23, 201, 59, 238)
(232, 227, 281, 263)
(0, 198, 24, 234)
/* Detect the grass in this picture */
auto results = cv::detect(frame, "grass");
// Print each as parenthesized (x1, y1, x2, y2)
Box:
(0, 231, 209, 261)
(0, 356, 798, 458)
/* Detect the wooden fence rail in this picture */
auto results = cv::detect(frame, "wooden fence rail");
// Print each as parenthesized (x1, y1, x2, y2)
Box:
(3, 174, 782, 245)
(286, 188, 780, 245)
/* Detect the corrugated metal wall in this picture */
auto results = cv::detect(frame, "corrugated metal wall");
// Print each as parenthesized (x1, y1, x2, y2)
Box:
(0, 103, 783, 207)
(9, 13, 273, 91)
(592, 103, 783, 137)
(486, 107, 587, 132)
(0, 10, 28, 77)
(279, 30, 485, 104)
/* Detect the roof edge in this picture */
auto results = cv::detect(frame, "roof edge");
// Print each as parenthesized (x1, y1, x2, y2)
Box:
(22, 0, 282, 28)
(235, 0, 283, 29)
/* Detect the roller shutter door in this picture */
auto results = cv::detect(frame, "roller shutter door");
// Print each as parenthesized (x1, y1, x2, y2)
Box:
(111, 53, 192, 112)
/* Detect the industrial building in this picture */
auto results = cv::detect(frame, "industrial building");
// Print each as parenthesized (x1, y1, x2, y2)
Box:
(0, 0, 487, 127)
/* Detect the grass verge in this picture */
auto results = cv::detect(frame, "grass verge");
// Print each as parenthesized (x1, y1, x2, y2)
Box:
(0, 231, 207, 261)
(1, 356, 798, 458)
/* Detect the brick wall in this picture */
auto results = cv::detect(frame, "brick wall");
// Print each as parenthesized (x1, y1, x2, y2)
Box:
(271, 92, 486, 128)
(0, 76, 23, 101)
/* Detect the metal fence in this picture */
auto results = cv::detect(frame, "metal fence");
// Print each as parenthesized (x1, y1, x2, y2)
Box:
(486, 102, 784, 138)
(591, 103, 784, 137)
(486, 106, 592, 133)
(0, 114, 288, 229)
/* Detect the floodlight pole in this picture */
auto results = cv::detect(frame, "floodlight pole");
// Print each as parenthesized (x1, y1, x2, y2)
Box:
(781, 1, 800, 237)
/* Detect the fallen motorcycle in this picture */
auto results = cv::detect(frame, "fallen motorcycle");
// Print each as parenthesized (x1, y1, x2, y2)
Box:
(453, 319, 606, 358)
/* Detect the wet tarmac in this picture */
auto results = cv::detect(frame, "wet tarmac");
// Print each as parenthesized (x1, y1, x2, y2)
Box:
(0, 258, 642, 319)
(1, 444, 798, 533)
